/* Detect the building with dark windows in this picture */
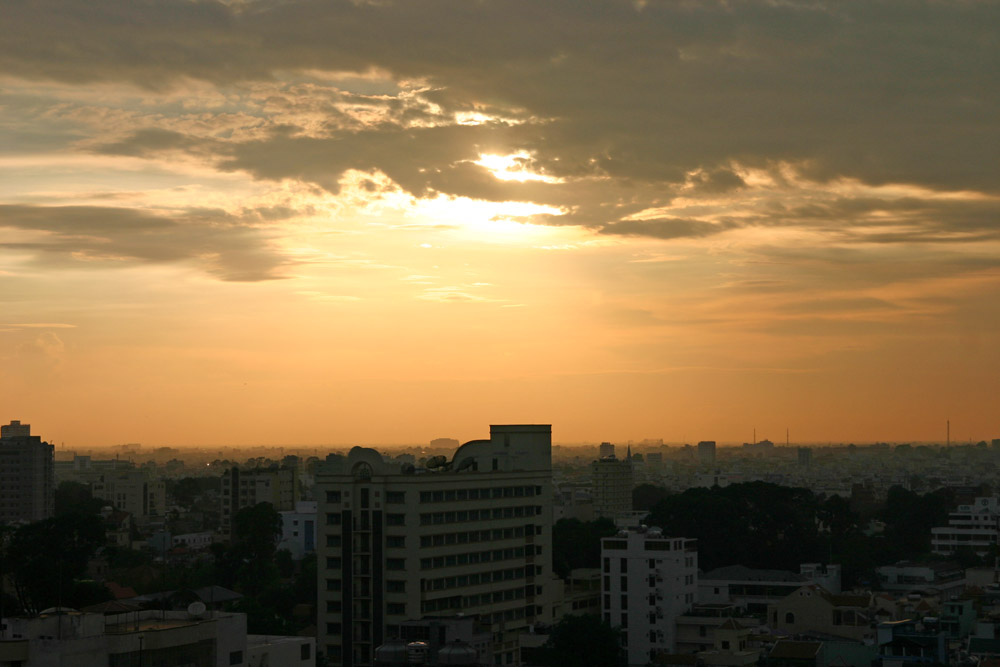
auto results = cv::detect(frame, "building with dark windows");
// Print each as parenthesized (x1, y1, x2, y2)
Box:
(316, 424, 553, 667)
(0, 420, 54, 524)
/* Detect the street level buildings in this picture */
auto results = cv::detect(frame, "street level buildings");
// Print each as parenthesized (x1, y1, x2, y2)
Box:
(0, 420, 54, 524)
(316, 424, 554, 667)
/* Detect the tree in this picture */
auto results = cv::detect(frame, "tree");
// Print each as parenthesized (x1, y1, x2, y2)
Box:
(632, 484, 672, 512)
(536, 614, 622, 667)
(54, 481, 107, 516)
(5, 513, 106, 613)
(552, 518, 617, 579)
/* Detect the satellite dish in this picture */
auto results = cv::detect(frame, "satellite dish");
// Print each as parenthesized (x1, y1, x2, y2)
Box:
(187, 601, 207, 618)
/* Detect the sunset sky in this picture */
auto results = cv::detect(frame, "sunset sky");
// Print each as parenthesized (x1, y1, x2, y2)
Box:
(2, 0, 998, 447)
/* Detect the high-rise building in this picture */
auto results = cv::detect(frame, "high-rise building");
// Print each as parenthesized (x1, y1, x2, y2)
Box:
(591, 448, 633, 520)
(220, 466, 299, 535)
(91, 470, 166, 520)
(697, 441, 716, 465)
(601, 528, 698, 666)
(599, 442, 615, 458)
(0, 420, 54, 524)
(316, 424, 553, 667)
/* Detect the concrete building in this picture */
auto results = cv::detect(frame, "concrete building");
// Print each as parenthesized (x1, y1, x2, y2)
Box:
(767, 585, 873, 643)
(0, 420, 54, 524)
(591, 450, 633, 520)
(698, 441, 716, 465)
(931, 496, 1000, 556)
(279, 500, 318, 560)
(220, 466, 298, 535)
(876, 561, 965, 598)
(316, 424, 554, 667)
(601, 527, 698, 666)
(91, 469, 167, 520)
(0, 607, 313, 667)
(599, 442, 616, 459)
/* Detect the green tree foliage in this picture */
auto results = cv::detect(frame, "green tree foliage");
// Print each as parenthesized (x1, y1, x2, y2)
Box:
(536, 614, 622, 667)
(882, 486, 954, 556)
(552, 518, 617, 579)
(166, 477, 221, 506)
(645, 482, 826, 572)
(54, 481, 107, 516)
(632, 484, 673, 512)
(4, 513, 106, 613)
(233, 502, 283, 562)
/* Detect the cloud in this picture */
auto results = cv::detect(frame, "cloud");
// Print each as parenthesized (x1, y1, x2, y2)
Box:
(0, 204, 290, 281)
(599, 217, 740, 240)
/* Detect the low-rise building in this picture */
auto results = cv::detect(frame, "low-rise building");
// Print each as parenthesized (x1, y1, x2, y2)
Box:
(876, 561, 965, 599)
(767, 585, 873, 643)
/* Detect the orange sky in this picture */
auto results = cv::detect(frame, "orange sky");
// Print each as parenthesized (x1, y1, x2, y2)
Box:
(1, 1, 998, 447)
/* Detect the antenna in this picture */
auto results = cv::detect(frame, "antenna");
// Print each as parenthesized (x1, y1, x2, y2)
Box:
(947, 419, 950, 447)
(786, 428, 789, 447)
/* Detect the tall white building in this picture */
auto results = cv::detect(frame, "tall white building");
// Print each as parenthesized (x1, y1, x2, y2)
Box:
(316, 424, 553, 667)
(601, 528, 698, 667)
(0, 420, 54, 524)
(591, 449, 633, 520)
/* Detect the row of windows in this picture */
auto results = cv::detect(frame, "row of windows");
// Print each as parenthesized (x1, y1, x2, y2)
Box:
(419, 546, 532, 570)
(420, 525, 530, 548)
(420, 505, 541, 526)
(419, 584, 530, 613)
(323, 490, 411, 504)
(419, 486, 542, 503)
(422, 566, 529, 592)
(323, 533, 405, 550)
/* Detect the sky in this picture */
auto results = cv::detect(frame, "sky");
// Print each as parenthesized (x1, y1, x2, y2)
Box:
(1, 0, 998, 447)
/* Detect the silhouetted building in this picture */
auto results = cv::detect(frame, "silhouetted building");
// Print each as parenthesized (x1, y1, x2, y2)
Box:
(698, 441, 717, 465)
(220, 466, 298, 535)
(0, 420, 54, 523)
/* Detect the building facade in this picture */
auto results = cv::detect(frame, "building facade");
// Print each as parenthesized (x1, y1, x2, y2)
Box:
(0, 420, 54, 524)
(316, 424, 553, 667)
(591, 450, 633, 520)
(220, 466, 298, 535)
(601, 528, 698, 666)
(931, 496, 1000, 556)
(91, 470, 166, 520)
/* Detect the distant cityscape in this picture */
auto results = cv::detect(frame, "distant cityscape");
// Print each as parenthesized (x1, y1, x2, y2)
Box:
(4, 419, 1000, 666)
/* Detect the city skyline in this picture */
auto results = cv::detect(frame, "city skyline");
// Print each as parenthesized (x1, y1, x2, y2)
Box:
(2, 1, 998, 447)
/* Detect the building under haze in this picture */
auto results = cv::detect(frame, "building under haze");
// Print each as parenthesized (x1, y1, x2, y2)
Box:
(220, 465, 299, 535)
(91, 469, 166, 522)
(591, 448, 633, 520)
(316, 424, 553, 667)
(697, 441, 716, 465)
(0, 420, 54, 524)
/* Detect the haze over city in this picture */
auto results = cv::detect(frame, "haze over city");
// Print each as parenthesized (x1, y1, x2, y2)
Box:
(2, 1, 998, 447)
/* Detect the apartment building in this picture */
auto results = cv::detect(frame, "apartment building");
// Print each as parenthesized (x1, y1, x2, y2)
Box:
(0, 420, 54, 524)
(931, 496, 1000, 556)
(220, 466, 298, 535)
(591, 450, 633, 520)
(601, 527, 698, 666)
(316, 424, 553, 667)
(91, 469, 167, 520)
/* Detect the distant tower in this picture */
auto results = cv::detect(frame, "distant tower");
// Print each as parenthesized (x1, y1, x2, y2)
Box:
(599, 442, 615, 458)
(697, 441, 716, 465)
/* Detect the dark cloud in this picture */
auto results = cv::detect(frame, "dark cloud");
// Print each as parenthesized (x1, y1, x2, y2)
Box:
(0, 205, 289, 281)
(599, 218, 740, 240)
(3, 0, 996, 193)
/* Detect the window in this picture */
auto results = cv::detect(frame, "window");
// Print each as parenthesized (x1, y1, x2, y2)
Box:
(327, 535, 341, 548)
(387, 602, 406, 615)
(387, 580, 406, 593)
(785, 612, 795, 624)
(229, 650, 243, 665)
(326, 622, 342, 635)
(326, 490, 341, 503)
(721, 641, 730, 650)
(387, 535, 406, 548)
(326, 579, 341, 591)
(327, 557, 342, 569)
(326, 513, 341, 526)
(387, 558, 406, 570)
(326, 600, 341, 612)
(620, 558, 628, 573)
(387, 513, 405, 526)
(301, 644, 311, 661)
(699, 626, 707, 637)
(386, 491, 405, 503)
